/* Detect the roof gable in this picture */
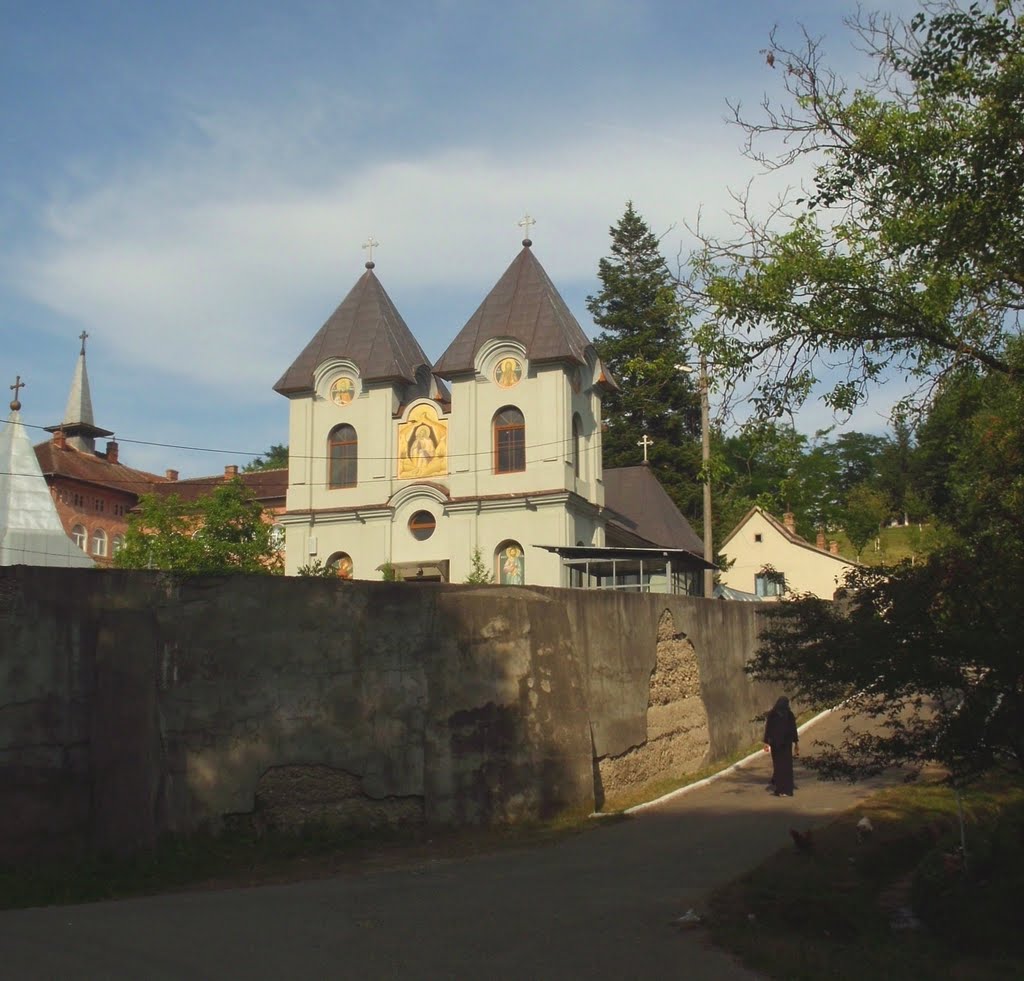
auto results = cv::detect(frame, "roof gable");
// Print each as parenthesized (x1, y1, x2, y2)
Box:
(274, 269, 431, 395)
(720, 506, 859, 567)
(433, 245, 592, 377)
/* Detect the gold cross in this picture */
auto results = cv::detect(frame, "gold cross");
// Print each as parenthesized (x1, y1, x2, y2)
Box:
(637, 434, 654, 462)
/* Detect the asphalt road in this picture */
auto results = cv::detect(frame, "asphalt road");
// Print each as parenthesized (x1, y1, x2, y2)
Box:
(0, 711, 903, 980)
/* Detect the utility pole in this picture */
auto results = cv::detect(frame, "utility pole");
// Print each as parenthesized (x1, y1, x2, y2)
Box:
(699, 356, 713, 599)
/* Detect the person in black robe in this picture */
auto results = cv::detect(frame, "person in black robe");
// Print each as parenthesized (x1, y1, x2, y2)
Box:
(763, 696, 799, 796)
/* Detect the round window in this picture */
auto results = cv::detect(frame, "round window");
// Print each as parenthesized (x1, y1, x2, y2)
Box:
(409, 510, 436, 541)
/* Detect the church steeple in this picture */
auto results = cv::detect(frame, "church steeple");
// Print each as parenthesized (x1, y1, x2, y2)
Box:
(273, 262, 432, 397)
(1, 379, 94, 568)
(44, 332, 113, 454)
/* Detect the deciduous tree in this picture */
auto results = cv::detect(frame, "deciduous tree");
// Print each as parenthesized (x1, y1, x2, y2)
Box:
(115, 479, 283, 575)
(682, 0, 1023, 420)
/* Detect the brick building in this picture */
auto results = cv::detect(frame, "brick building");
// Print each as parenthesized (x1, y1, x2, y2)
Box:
(33, 335, 169, 565)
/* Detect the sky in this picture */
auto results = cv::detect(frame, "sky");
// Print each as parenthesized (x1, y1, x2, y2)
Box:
(1, 0, 918, 478)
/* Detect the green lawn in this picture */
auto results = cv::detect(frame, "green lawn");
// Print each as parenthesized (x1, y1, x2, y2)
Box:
(829, 522, 953, 566)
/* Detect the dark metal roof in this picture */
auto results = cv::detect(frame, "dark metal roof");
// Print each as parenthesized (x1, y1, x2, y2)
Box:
(433, 244, 593, 377)
(603, 465, 705, 553)
(274, 269, 432, 395)
(535, 544, 715, 571)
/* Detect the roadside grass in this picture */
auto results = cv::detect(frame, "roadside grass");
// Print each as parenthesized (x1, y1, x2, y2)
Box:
(0, 809, 604, 911)
(707, 771, 1024, 980)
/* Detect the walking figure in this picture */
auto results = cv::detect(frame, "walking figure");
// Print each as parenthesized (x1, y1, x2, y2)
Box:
(763, 696, 799, 796)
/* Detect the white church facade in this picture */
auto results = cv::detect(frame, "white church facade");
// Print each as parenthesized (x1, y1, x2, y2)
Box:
(273, 238, 708, 589)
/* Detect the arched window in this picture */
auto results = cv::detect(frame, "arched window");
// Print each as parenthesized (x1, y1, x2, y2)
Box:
(493, 407, 525, 474)
(571, 413, 582, 478)
(112, 534, 125, 555)
(72, 525, 87, 551)
(92, 529, 108, 557)
(496, 540, 525, 585)
(327, 552, 353, 579)
(328, 424, 357, 488)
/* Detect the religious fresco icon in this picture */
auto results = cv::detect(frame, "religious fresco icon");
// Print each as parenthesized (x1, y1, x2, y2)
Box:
(499, 542, 524, 585)
(494, 357, 523, 389)
(398, 404, 448, 479)
(330, 376, 356, 406)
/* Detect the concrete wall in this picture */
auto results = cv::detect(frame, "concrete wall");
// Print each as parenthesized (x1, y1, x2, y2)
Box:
(0, 566, 774, 862)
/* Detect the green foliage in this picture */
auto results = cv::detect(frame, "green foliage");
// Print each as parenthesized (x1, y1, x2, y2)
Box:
(682, 1, 1023, 419)
(379, 561, 401, 582)
(842, 483, 890, 558)
(296, 558, 340, 578)
(749, 544, 1024, 785)
(588, 202, 703, 518)
(464, 546, 495, 584)
(243, 444, 289, 472)
(114, 479, 282, 575)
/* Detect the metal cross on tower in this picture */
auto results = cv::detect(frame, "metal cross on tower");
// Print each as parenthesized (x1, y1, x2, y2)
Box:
(517, 213, 536, 241)
(362, 236, 380, 264)
(79, 330, 89, 354)
(10, 374, 25, 405)
(637, 434, 654, 463)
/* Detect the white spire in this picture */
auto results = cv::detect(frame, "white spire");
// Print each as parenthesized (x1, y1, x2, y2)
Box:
(0, 400, 94, 568)
(62, 330, 95, 429)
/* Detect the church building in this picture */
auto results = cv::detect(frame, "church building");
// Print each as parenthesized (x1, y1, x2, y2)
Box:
(273, 234, 708, 589)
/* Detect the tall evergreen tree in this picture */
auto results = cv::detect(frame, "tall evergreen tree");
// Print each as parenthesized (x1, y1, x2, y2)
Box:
(587, 203, 702, 519)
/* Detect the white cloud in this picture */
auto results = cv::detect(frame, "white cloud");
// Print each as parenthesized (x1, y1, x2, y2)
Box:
(13, 105, 796, 409)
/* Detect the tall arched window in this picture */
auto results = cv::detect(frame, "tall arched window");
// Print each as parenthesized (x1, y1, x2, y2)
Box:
(328, 424, 358, 488)
(72, 525, 87, 551)
(571, 413, 582, 478)
(493, 407, 525, 474)
(92, 528, 108, 557)
(112, 534, 125, 556)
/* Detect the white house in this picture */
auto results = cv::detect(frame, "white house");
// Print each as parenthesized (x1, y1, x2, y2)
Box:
(718, 506, 859, 600)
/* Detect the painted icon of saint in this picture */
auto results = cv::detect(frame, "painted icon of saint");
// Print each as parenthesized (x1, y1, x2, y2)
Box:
(407, 423, 437, 473)
(494, 358, 522, 389)
(330, 377, 355, 406)
(501, 545, 524, 585)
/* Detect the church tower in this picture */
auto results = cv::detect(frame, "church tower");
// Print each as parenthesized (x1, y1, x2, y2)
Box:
(432, 232, 616, 584)
(43, 332, 113, 453)
(274, 232, 615, 585)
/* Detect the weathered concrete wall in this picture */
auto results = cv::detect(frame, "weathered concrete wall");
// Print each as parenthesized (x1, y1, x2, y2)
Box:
(0, 566, 773, 861)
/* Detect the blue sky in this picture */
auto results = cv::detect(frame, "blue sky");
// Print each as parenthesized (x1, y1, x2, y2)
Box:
(1, 0, 914, 477)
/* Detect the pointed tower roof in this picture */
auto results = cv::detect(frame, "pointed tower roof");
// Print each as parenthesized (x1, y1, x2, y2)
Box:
(44, 332, 113, 453)
(274, 266, 432, 396)
(1, 382, 94, 568)
(433, 242, 593, 378)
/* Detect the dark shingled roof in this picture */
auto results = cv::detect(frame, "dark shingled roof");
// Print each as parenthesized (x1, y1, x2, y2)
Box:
(433, 244, 593, 377)
(274, 269, 431, 395)
(603, 465, 704, 552)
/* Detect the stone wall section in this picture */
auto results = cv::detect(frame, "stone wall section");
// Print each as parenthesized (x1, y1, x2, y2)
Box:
(0, 567, 773, 861)
(596, 610, 711, 802)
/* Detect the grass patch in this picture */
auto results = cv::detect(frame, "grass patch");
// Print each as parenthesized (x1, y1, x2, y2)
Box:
(707, 771, 1024, 980)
